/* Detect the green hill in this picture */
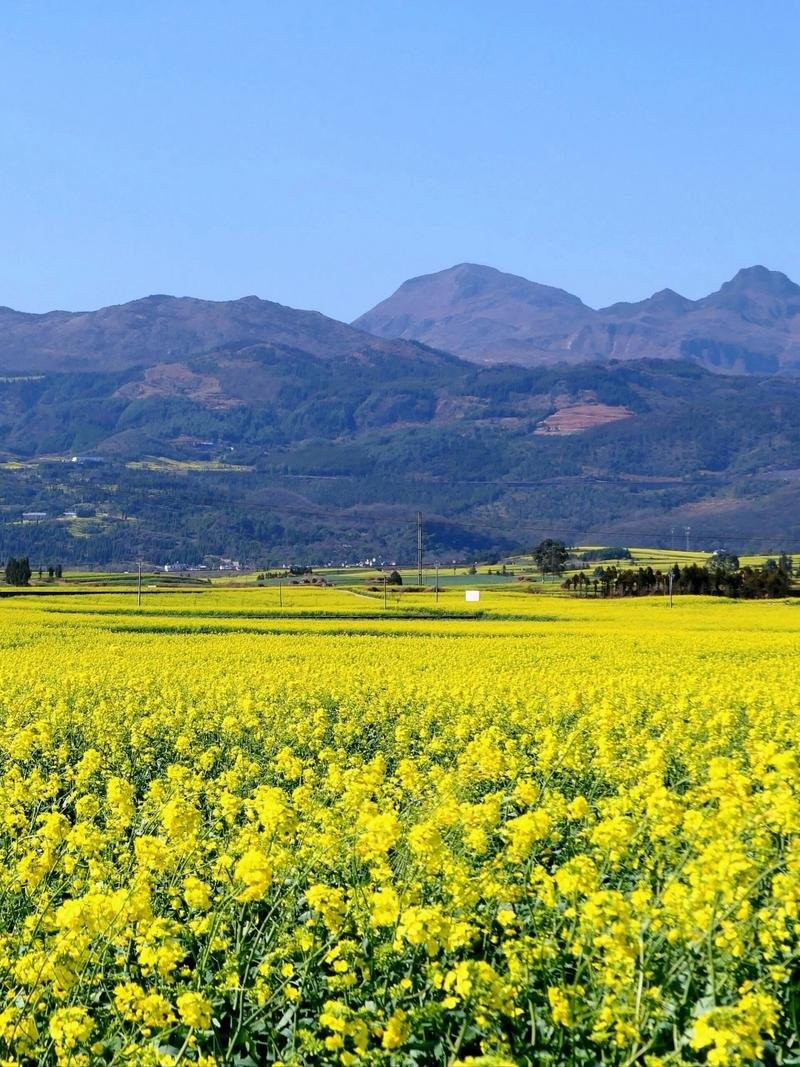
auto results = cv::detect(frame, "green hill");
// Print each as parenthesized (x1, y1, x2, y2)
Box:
(1, 348, 798, 564)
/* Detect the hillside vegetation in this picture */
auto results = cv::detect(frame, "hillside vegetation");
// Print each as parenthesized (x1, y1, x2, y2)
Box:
(0, 354, 798, 563)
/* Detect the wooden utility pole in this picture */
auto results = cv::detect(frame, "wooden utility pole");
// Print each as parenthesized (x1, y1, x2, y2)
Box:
(137, 561, 142, 608)
(416, 511, 423, 586)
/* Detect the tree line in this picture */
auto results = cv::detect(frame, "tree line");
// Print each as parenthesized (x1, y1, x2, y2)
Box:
(590, 563, 792, 599)
(531, 540, 796, 600)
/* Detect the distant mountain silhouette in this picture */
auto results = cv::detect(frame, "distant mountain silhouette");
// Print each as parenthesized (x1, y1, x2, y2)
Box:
(0, 294, 456, 374)
(354, 263, 800, 374)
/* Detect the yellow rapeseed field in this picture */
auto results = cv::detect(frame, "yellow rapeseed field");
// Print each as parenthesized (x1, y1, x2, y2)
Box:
(0, 588, 798, 1065)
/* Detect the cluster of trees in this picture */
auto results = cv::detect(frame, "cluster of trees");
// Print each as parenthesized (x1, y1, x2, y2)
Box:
(38, 564, 63, 579)
(564, 572, 602, 596)
(672, 562, 792, 599)
(584, 561, 793, 599)
(366, 570, 404, 586)
(532, 538, 796, 600)
(4, 557, 32, 586)
(589, 566, 675, 597)
(4, 558, 64, 586)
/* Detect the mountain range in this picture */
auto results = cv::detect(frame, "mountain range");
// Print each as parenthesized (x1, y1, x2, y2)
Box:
(0, 266, 798, 565)
(354, 263, 800, 375)
(4, 262, 800, 379)
(0, 293, 448, 374)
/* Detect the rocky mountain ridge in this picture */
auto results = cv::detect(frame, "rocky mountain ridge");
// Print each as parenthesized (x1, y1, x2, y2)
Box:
(354, 263, 800, 374)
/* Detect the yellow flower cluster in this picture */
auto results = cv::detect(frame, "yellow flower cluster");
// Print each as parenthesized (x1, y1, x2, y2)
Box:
(0, 589, 795, 1064)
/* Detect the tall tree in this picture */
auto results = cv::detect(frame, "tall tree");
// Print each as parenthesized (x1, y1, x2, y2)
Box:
(708, 550, 740, 574)
(533, 539, 569, 580)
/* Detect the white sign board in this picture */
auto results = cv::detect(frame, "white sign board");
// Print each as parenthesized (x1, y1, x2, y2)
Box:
(465, 590, 480, 602)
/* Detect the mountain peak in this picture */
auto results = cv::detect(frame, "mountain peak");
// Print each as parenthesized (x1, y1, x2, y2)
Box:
(353, 264, 590, 357)
(719, 265, 800, 296)
(651, 287, 690, 305)
(699, 266, 800, 329)
(441, 262, 502, 277)
(417, 262, 586, 307)
(599, 287, 694, 318)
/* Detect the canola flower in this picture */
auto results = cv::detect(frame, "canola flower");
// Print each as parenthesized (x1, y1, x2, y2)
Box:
(0, 589, 796, 1063)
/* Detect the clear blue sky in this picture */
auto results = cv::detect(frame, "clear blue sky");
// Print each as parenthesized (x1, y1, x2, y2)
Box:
(1, 2, 798, 320)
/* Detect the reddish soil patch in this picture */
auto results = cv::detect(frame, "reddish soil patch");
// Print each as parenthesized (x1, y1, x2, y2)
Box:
(534, 402, 634, 435)
(115, 363, 240, 410)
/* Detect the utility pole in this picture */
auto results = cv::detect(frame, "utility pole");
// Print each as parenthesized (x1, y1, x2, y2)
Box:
(668, 567, 674, 608)
(137, 561, 142, 608)
(383, 575, 387, 609)
(684, 525, 691, 553)
(416, 511, 423, 587)
(435, 562, 439, 603)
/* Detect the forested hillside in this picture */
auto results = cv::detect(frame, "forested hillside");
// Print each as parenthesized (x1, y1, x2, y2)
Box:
(1, 350, 798, 565)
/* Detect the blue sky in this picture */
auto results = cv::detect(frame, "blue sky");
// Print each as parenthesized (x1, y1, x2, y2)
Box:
(1, 1, 798, 319)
